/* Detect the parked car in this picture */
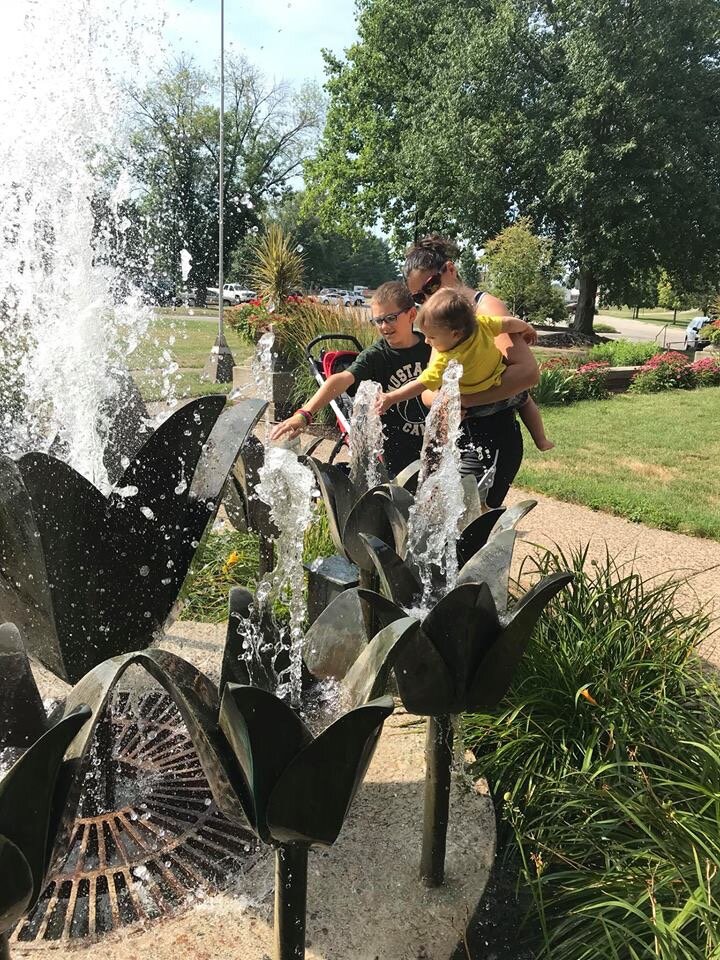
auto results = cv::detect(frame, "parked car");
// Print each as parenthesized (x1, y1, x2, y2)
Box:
(318, 287, 365, 307)
(684, 316, 713, 350)
(223, 284, 257, 304)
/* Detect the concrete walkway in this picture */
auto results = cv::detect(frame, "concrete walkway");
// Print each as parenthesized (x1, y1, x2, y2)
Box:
(596, 314, 688, 347)
(505, 487, 720, 665)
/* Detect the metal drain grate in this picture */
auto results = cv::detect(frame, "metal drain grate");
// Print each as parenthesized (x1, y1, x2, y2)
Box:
(12, 689, 261, 949)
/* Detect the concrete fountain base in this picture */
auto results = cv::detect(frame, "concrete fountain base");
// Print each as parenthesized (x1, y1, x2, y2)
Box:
(19, 622, 496, 960)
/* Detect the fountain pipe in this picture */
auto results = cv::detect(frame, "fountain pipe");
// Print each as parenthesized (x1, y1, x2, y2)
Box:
(274, 843, 309, 960)
(1, 933, 11, 960)
(420, 713, 454, 887)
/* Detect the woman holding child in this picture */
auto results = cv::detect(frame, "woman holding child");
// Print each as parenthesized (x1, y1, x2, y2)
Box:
(271, 234, 543, 508)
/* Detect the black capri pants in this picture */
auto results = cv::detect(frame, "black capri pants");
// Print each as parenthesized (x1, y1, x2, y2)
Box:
(458, 408, 524, 508)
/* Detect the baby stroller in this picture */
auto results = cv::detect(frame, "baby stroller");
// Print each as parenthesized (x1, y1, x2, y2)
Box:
(305, 333, 364, 463)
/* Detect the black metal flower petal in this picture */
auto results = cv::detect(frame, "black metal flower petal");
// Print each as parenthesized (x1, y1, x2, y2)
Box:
(1, 398, 266, 684)
(0, 705, 90, 927)
(219, 685, 393, 846)
(265, 695, 394, 846)
(342, 617, 420, 708)
(0, 835, 33, 934)
(358, 533, 422, 608)
(466, 571, 574, 709)
(302, 586, 406, 680)
(219, 685, 313, 842)
(0, 622, 47, 749)
(57, 649, 250, 853)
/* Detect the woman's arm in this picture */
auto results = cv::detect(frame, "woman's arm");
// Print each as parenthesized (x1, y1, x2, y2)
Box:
(460, 334, 539, 407)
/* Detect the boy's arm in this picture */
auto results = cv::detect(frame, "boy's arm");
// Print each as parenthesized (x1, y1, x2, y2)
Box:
(270, 370, 356, 439)
(378, 379, 425, 414)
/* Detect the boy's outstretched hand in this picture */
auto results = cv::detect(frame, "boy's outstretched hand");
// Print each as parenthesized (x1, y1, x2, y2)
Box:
(269, 413, 305, 441)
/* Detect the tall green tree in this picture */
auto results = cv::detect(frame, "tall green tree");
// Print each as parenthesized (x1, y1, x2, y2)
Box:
(120, 57, 321, 299)
(307, 0, 720, 333)
(482, 219, 566, 323)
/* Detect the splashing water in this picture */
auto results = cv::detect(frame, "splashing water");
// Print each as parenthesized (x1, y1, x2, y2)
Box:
(255, 446, 316, 705)
(349, 380, 386, 492)
(251, 330, 275, 443)
(0, 1, 173, 490)
(407, 360, 465, 606)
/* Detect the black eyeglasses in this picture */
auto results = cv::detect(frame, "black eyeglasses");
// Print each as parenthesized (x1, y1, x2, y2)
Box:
(411, 272, 443, 306)
(371, 309, 404, 326)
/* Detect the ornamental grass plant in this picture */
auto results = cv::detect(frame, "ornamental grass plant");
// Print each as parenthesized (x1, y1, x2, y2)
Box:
(464, 545, 720, 959)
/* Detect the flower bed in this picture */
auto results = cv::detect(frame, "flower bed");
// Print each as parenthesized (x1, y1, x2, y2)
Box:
(629, 350, 720, 393)
(532, 357, 611, 405)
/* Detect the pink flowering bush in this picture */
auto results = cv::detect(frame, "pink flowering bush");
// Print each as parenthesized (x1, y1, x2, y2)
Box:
(690, 355, 720, 386)
(630, 351, 696, 393)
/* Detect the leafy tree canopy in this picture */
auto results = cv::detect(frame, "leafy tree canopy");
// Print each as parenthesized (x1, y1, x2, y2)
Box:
(307, 0, 720, 332)
(109, 57, 322, 297)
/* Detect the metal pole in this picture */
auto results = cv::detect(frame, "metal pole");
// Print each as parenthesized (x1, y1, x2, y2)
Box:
(202, 0, 234, 382)
(420, 713, 454, 887)
(274, 843, 308, 960)
(218, 0, 224, 341)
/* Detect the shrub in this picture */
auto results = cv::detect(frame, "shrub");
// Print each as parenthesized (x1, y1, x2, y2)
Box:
(630, 350, 696, 393)
(572, 361, 610, 400)
(226, 299, 273, 344)
(532, 359, 610, 404)
(690, 354, 720, 386)
(588, 340, 662, 366)
(464, 546, 719, 960)
(707, 319, 720, 346)
(531, 365, 577, 405)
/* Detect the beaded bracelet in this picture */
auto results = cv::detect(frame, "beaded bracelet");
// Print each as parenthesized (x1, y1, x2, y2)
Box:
(295, 408, 313, 425)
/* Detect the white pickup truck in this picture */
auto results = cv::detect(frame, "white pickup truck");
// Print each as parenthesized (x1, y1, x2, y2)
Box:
(195, 284, 257, 305)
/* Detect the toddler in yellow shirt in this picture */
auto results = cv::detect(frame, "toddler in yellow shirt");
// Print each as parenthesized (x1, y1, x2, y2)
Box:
(378, 288, 554, 451)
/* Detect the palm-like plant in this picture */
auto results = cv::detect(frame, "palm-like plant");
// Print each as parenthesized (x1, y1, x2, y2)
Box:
(250, 224, 305, 310)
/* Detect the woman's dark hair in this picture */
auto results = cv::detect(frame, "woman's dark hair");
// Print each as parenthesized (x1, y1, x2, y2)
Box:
(417, 288, 476, 339)
(373, 280, 414, 312)
(403, 233, 460, 277)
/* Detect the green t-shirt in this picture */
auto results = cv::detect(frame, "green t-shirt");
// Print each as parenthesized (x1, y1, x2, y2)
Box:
(347, 334, 431, 476)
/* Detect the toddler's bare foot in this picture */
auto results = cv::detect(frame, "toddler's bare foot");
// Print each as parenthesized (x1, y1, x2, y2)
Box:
(535, 438, 555, 452)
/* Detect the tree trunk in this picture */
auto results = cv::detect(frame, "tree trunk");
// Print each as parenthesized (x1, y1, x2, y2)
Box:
(573, 268, 598, 335)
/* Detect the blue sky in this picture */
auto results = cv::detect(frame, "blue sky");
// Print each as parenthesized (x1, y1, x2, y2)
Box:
(163, 0, 360, 89)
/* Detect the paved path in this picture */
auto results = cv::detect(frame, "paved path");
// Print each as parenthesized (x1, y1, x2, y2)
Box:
(505, 487, 720, 665)
(596, 314, 688, 347)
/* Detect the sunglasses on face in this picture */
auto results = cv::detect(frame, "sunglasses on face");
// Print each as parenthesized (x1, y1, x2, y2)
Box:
(411, 272, 443, 306)
(371, 309, 404, 326)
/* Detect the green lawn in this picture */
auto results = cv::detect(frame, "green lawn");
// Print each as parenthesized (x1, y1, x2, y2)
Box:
(131, 316, 252, 402)
(518, 387, 720, 540)
(599, 307, 698, 327)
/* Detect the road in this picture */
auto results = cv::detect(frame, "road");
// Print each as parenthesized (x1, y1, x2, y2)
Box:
(597, 314, 688, 347)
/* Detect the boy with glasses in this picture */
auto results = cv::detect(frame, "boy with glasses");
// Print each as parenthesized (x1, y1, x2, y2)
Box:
(270, 281, 431, 476)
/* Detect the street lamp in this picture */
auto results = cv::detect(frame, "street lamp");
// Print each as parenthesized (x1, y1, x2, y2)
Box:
(203, 0, 235, 383)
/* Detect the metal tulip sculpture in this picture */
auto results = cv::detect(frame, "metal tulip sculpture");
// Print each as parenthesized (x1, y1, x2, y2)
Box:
(219, 685, 393, 960)
(304, 524, 573, 886)
(52, 632, 393, 960)
(0, 396, 266, 683)
(0, 706, 90, 960)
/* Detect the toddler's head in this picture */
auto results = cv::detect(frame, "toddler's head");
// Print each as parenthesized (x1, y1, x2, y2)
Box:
(417, 288, 476, 352)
